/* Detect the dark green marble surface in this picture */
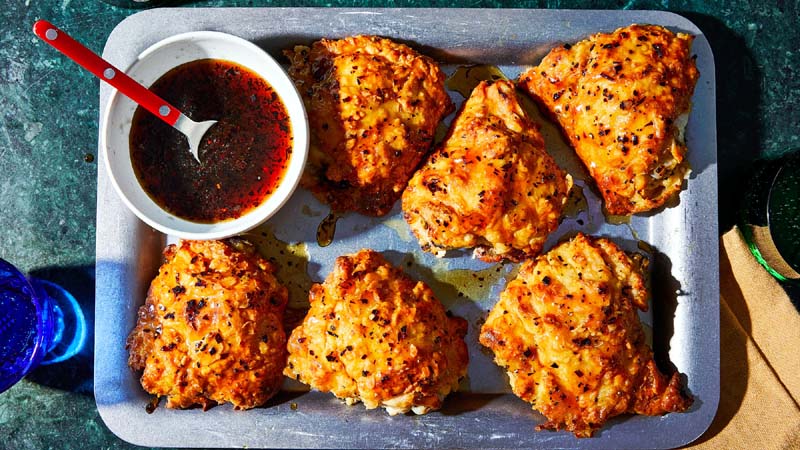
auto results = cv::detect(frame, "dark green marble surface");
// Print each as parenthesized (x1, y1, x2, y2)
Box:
(0, 0, 797, 448)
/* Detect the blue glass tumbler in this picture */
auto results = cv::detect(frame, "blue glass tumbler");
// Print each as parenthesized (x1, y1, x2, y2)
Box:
(0, 259, 87, 394)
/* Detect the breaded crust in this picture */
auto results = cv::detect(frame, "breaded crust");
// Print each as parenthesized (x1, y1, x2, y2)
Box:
(518, 24, 699, 215)
(285, 35, 454, 216)
(126, 239, 288, 410)
(402, 80, 571, 262)
(480, 233, 692, 437)
(284, 249, 468, 415)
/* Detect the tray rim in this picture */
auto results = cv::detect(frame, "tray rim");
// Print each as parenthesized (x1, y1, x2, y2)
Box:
(94, 7, 720, 449)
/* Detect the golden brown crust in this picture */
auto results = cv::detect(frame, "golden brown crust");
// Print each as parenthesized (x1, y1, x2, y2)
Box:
(285, 35, 454, 216)
(518, 24, 699, 215)
(479, 233, 691, 437)
(401, 80, 571, 262)
(284, 249, 468, 415)
(126, 239, 288, 410)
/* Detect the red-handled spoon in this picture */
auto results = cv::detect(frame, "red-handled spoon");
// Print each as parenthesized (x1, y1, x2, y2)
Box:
(33, 19, 214, 162)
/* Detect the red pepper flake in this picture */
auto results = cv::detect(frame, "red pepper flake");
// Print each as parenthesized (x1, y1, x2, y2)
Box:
(160, 343, 176, 352)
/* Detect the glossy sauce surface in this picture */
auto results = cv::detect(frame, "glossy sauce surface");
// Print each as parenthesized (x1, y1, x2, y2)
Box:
(130, 59, 292, 223)
(445, 64, 507, 97)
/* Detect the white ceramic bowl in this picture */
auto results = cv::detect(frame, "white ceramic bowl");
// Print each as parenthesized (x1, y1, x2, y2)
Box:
(102, 31, 308, 240)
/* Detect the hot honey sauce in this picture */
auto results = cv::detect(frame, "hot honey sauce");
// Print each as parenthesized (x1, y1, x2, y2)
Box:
(130, 59, 292, 223)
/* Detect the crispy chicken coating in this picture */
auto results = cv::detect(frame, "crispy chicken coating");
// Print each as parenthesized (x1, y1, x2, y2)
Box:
(285, 249, 468, 415)
(518, 24, 699, 215)
(402, 80, 572, 262)
(285, 35, 454, 216)
(480, 233, 692, 437)
(127, 239, 288, 410)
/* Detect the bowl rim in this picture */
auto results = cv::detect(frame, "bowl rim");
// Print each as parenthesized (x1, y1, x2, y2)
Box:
(100, 30, 309, 240)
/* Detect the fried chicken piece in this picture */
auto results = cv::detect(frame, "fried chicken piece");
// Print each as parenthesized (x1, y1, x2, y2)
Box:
(402, 80, 572, 262)
(126, 239, 288, 410)
(480, 233, 692, 437)
(285, 249, 468, 415)
(285, 35, 454, 216)
(518, 24, 699, 215)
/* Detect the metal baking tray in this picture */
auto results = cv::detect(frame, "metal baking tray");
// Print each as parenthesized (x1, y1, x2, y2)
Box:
(95, 8, 719, 449)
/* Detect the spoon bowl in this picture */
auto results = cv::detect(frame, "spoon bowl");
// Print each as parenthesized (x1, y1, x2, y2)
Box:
(178, 117, 217, 162)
